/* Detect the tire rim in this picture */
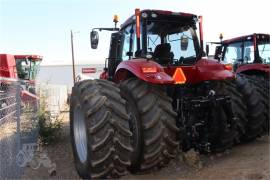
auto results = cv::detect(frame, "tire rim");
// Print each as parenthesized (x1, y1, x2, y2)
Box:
(73, 105, 87, 163)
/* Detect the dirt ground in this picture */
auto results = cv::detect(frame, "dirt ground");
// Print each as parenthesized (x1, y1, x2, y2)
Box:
(22, 112, 270, 180)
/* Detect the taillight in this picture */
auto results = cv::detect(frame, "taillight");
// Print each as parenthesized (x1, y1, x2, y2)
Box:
(141, 67, 157, 73)
(224, 64, 233, 71)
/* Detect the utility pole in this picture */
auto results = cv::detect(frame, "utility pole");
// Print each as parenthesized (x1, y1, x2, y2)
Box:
(71, 30, 76, 85)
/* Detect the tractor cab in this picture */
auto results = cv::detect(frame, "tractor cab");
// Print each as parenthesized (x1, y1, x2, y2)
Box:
(116, 10, 201, 65)
(213, 34, 270, 72)
(14, 55, 42, 81)
(91, 10, 202, 64)
(90, 9, 226, 84)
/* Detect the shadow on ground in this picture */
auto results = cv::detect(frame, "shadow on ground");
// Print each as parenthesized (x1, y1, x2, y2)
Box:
(22, 112, 270, 179)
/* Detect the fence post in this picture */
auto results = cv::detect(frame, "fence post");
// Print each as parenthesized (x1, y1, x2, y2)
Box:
(15, 80, 21, 152)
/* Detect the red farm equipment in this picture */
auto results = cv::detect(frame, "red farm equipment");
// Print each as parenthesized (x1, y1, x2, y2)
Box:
(70, 9, 243, 179)
(209, 33, 269, 136)
(14, 55, 42, 93)
(0, 54, 42, 105)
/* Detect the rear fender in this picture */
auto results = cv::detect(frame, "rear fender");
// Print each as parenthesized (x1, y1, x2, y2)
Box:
(194, 59, 235, 83)
(236, 63, 270, 76)
(114, 59, 174, 84)
(164, 59, 235, 84)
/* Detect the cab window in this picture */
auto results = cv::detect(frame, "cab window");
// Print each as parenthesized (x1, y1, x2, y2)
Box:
(258, 42, 270, 64)
(223, 42, 242, 64)
(243, 41, 254, 63)
(121, 25, 135, 61)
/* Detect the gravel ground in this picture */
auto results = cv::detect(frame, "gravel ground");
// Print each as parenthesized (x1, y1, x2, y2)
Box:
(22, 112, 270, 179)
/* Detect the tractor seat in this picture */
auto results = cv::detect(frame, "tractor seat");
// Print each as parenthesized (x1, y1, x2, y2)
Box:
(153, 43, 174, 65)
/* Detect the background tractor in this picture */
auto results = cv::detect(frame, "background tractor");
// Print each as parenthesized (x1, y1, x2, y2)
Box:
(70, 9, 241, 179)
(14, 55, 42, 94)
(209, 33, 269, 137)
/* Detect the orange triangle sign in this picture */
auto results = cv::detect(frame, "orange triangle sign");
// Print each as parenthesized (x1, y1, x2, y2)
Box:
(172, 68, 186, 84)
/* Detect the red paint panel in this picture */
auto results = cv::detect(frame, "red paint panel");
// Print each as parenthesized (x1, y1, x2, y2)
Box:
(14, 55, 42, 61)
(114, 59, 174, 84)
(222, 33, 270, 45)
(121, 9, 196, 29)
(236, 63, 270, 75)
(0, 54, 17, 78)
(165, 59, 235, 84)
(115, 58, 234, 85)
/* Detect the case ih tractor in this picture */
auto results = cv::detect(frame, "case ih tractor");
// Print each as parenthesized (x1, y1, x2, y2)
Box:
(70, 9, 241, 179)
(211, 33, 269, 135)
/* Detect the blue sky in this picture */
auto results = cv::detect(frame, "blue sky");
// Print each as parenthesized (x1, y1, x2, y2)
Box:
(1, 0, 269, 65)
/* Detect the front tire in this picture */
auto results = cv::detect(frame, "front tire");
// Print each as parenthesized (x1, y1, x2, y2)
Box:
(70, 79, 133, 179)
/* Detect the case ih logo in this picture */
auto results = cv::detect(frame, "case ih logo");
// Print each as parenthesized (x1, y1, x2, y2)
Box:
(82, 68, 96, 74)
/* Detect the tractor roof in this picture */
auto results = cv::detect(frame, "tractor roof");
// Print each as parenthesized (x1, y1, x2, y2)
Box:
(121, 9, 197, 29)
(14, 55, 43, 61)
(222, 33, 270, 44)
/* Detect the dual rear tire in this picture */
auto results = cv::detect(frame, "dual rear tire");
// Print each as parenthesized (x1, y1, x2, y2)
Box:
(243, 74, 269, 134)
(217, 76, 266, 142)
(120, 78, 179, 172)
(70, 80, 133, 179)
(235, 74, 266, 141)
(70, 79, 178, 178)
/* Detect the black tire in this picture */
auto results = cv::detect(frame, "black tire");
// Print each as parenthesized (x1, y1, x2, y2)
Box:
(215, 80, 248, 143)
(245, 74, 269, 134)
(119, 78, 179, 173)
(208, 103, 236, 152)
(236, 74, 265, 141)
(210, 80, 240, 152)
(70, 79, 133, 179)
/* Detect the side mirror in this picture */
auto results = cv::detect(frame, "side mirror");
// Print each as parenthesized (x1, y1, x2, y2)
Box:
(90, 30, 99, 49)
(180, 35, 189, 51)
(214, 46, 223, 60)
(206, 44, 209, 56)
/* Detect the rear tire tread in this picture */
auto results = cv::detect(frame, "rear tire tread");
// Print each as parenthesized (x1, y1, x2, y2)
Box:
(70, 79, 132, 179)
(120, 78, 178, 172)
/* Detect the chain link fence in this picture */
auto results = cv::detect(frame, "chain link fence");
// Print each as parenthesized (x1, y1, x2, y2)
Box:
(0, 78, 39, 179)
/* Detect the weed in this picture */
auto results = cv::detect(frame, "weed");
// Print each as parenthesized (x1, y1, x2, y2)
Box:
(37, 110, 62, 145)
(37, 93, 63, 145)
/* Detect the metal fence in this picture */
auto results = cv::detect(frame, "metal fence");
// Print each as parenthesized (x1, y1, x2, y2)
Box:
(0, 78, 39, 179)
(38, 83, 68, 117)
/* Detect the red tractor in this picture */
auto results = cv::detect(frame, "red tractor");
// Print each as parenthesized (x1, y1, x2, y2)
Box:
(70, 9, 241, 179)
(210, 33, 269, 136)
